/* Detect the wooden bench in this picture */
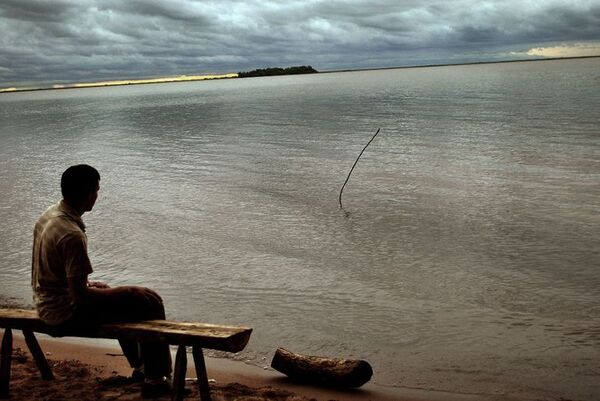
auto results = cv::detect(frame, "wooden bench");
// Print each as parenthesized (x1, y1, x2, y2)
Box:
(0, 308, 252, 401)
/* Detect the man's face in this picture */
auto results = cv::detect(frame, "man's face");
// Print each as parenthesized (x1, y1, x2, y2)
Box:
(84, 183, 100, 212)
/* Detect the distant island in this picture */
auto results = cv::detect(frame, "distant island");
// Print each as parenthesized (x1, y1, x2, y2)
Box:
(238, 65, 318, 78)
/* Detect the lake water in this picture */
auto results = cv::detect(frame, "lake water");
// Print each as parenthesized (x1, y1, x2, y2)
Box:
(1, 58, 599, 400)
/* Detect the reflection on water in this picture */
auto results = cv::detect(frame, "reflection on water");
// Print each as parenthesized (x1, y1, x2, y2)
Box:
(1, 58, 599, 400)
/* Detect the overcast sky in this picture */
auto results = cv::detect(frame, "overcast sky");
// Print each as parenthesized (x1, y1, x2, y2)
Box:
(1, 0, 600, 87)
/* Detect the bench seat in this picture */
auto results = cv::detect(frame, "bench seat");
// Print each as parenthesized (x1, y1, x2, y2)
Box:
(0, 308, 252, 401)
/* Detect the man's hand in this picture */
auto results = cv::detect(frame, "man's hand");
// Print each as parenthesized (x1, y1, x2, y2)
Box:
(88, 281, 110, 289)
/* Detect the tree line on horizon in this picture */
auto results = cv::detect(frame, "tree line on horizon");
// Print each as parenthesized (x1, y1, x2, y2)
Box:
(237, 65, 318, 78)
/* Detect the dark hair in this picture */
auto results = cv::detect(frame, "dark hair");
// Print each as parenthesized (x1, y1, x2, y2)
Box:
(61, 164, 100, 205)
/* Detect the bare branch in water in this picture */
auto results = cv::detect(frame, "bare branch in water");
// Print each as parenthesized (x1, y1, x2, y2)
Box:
(338, 128, 381, 214)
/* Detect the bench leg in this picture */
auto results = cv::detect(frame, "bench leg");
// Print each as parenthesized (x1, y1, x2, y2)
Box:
(0, 328, 13, 399)
(22, 330, 54, 380)
(192, 346, 211, 401)
(172, 345, 187, 401)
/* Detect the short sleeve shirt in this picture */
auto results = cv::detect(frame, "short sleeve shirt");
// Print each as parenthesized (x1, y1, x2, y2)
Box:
(31, 201, 93, 325)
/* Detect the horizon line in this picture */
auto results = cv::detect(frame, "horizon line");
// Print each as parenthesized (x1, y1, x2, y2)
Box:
(320, 54, 600, 74)
(2, 55, 599, 94)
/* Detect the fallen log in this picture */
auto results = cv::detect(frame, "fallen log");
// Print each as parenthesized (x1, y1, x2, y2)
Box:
(271, 347, 373, 388)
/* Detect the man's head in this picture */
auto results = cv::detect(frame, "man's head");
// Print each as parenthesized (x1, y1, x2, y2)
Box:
(61, 164, 100, 213)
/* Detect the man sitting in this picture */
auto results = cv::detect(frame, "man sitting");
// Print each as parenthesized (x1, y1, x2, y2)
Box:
(31, 164, 173, 398)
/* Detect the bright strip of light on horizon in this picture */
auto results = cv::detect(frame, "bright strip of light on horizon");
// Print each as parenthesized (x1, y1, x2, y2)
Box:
(526, 42, 600, 58)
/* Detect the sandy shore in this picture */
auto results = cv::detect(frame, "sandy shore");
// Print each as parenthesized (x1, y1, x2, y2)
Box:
(3, 333, 494, 401)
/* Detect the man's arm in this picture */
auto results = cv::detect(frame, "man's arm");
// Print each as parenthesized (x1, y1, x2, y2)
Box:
(67, 275, 163, 307)
(62, 233, 161, 306)
(68, 275, 104, 305)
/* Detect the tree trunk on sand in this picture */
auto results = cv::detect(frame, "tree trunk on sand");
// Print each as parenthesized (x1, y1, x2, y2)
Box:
(271, 347, 372, 388)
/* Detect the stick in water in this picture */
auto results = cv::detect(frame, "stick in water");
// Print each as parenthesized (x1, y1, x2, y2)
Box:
(338, 128, 381, 213)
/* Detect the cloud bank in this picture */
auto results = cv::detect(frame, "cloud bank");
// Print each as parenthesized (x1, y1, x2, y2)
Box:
(1, 0, 600, 87)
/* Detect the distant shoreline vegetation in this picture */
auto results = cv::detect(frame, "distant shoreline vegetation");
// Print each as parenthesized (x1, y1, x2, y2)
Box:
(237, 65, 318, 78)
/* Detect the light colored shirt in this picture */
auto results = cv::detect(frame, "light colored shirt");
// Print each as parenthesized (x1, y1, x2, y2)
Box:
(31, 200, 93, 325)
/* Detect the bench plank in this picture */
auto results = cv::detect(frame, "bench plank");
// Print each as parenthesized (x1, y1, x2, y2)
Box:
(0, 308, 252, 401)
(0, 309, 252, 353)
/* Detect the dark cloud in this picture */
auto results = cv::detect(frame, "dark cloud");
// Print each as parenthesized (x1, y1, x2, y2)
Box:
(0, 0, 79, 22)
(99, 0, 208, 22)
(1, 0, 599, 87)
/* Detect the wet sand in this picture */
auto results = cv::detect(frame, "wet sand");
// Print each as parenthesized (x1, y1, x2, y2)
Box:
(4, 333, 496, 401)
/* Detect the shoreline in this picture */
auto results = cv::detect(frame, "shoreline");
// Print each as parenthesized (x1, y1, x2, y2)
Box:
(6, 333, 500, 401)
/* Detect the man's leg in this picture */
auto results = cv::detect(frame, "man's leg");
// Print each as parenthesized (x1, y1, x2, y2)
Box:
(76, 287, 173, 379)
(112, 288, 172, 380)
(118, 341, 142, 372)
(137, 299, 172, 380)
(69, 304, 143, 373)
